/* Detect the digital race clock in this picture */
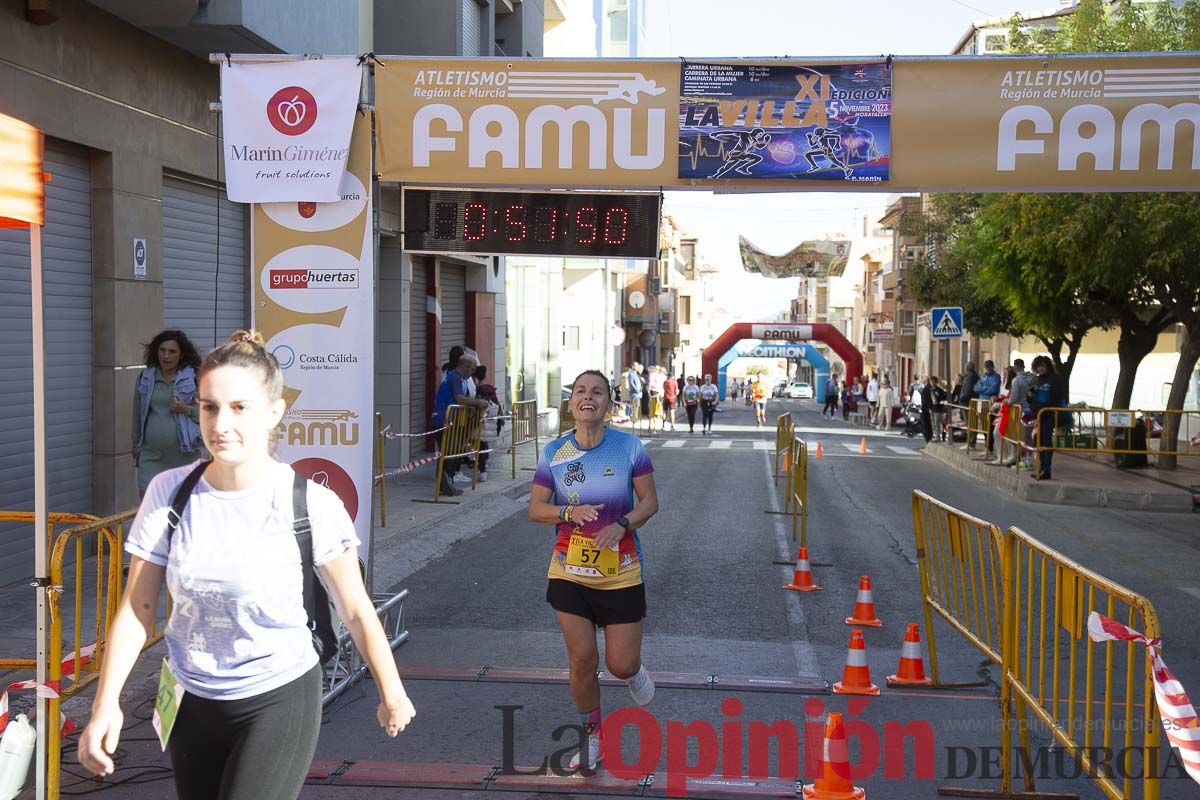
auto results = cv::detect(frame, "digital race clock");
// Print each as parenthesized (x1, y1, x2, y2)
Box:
(402, 189, 661, 259)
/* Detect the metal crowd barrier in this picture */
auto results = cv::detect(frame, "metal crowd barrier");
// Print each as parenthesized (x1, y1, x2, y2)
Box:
(373, 412, 388, 526)
(765, 433, 807, 546)
(419, 404, 483, 504)
(911, 491, 1006, 675)
(772, 412, 794, 486)
(45, 509, 149, 800)
(967, 398, 993, 451)
(558, 399, 574, 436)
(0, 511, 101, 671)
(323, 588, 410, 708)
(510, 399, 539, 479)
(912, 491, 1166, 800)
(1000, 528, 1161, 800)
(1035, 407, 1200, 465)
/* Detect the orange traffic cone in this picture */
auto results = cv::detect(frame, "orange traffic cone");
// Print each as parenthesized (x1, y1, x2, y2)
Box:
(887, 623, 933, 686)
(784, 547, 822, 592)
(858, 437, 868, 454)
(833, 629, 880, 696)
(845, 575, 883, 627)
(802, 712, 866, 800)
(814, 442, 824, 459)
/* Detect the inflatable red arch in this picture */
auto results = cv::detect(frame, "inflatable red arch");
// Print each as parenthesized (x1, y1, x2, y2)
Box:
(700, 323, 863, 396)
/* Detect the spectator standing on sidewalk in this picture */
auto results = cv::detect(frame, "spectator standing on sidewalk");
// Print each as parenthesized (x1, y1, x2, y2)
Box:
(662, 371, 679, 431)
(433, 353, 490, 496)
(822, 375, 839, 419)
(866, 373, 879, 422)
(971, 360, 1001, 453)
(919, 375, 935, 443)
(132, 330, 205, 497)
(930, 376, 948, 441)
(625, 362, 643, 424)
(840, 381, 851, 421)
(1008, 358, 1036, 467)
(473, 364, 502, 482)
(876, 377, 897, 430)
(1027, 355, 1066, 480)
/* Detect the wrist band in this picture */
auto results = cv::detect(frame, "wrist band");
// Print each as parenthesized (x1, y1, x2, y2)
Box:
(564, 505, 573, 524)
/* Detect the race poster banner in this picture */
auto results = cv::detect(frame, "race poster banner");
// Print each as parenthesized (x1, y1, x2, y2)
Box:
(251, 114, 374, 557)
(678, 61, 891, 183)
(221, 58, 362, 203)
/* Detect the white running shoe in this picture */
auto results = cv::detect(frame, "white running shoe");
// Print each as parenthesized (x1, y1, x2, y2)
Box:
(627, 666, 655, 706)
(452, 473, 473, 484)
(478, 471, 488, 482)
(568, 734, 602, 770)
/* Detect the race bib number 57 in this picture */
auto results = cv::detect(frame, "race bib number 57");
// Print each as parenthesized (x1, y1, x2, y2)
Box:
(565, 534, 619, 578)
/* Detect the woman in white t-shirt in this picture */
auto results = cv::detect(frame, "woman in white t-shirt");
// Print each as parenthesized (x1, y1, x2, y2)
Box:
(78, 330, 415, 800)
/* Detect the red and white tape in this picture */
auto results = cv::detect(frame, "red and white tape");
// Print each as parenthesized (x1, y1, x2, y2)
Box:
(1087, 612, 1200, 785)
(382, 453, 443, 477)
(0, 642, 97, 738)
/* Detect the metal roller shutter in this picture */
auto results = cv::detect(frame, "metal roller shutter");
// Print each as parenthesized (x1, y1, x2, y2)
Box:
(409, 258, 427, 436)
(440, 263, 467, 365)
(162, 176, 246, 353)
(0, 141, 93, 586)
(462, 0, 484, 56)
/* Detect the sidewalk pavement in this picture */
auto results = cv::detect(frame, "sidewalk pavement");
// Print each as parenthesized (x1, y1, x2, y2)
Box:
(924, 440, 1199, 513)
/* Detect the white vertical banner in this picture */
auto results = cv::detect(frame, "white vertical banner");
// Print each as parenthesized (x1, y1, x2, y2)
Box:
(251, 114, 374, 558)
(221, 58, 362, 203)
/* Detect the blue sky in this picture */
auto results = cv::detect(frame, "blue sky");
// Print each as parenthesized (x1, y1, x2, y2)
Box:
(642, 0, 1022, 316)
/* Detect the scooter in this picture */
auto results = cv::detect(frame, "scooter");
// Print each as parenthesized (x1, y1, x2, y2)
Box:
(901, 402, 924, 438)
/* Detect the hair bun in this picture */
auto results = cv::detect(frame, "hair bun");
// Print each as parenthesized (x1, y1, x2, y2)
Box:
(228, 329, 266, 349)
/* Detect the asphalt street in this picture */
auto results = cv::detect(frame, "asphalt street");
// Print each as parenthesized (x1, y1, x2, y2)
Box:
(72, 399, 1200, 800)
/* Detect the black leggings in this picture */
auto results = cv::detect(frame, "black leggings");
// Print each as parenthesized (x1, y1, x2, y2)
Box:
(685, 405, 698, 429)
(169, 664, 322, 800)
(701, 403, 716, 430)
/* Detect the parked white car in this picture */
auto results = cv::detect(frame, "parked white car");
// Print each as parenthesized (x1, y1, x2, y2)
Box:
(785, 382, 814, 399)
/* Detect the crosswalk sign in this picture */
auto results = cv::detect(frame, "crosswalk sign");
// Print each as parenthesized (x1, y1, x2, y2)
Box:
(931, 306, 964, 339)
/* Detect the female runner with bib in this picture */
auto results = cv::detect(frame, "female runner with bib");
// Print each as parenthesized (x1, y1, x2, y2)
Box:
(528, 370, 659, 771)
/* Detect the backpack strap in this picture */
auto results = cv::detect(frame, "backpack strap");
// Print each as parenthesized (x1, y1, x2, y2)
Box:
(165, 461, 211, 543)
(291, 472, 333, 649)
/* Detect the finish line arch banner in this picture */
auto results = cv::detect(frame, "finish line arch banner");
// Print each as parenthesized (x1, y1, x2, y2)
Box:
(250, 114, 374, 558)
(375, 53, 1199, 192)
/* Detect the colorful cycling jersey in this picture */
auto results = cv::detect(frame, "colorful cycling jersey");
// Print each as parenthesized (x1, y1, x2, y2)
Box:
(682, 385, 700, 406)
(699, 384, 719, 405)
(533, 428, 654, 589)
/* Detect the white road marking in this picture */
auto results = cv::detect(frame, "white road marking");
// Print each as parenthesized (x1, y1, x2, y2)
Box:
(662, 440, 686, 448)
(842, 443, 864, 453)
(887, 445, 919, 456)
(1181, 586, 1200, 602)
(753, 441, 773, 450)
(709, 440, 732, 449)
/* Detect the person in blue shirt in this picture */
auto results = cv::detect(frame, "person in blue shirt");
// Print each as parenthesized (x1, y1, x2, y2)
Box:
(971, 360, 1001, 453)
(432, 352, 489, 496)
(529, 370, 660, 771)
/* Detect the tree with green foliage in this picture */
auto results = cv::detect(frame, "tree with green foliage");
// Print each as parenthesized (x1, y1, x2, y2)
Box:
(918, 0, 1199, 429)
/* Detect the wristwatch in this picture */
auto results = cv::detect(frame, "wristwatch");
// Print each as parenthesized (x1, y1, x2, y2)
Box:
(618, 516, 631, 530)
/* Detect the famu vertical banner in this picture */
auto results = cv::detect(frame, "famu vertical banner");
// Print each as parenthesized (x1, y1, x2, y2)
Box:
(251, 114, 374, 557)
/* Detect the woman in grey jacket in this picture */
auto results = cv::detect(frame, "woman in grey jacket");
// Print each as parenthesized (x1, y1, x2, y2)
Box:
(132, 330, 205, 495)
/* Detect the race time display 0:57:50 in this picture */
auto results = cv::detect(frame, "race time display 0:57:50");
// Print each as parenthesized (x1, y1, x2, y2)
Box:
(402, 188, 661, 259)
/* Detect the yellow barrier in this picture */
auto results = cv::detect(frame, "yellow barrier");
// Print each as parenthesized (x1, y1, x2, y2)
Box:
(419, 404, 483, 504)
(911, 491, 1006, 677)
(999, 528, 1161, 800)
(510, 399, 539, 479)
(0, 511, 101, 670)
(1035, 407, 1200, 464)
(559, 399, 574, 436)
(373, 412, 387, 527)
(773, 413, 794, 486)
(788, 436, 807, 545)
(967, 398, 993, 451)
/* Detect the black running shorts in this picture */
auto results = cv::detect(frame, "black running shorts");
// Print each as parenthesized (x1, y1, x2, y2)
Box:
(546, 579, 646, 627)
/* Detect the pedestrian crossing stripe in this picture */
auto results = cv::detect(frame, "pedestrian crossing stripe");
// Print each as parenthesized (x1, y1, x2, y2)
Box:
(887, 445, 918, 455)
(753, 441, 772, 450)
(842, 443, 863, 453)
(709, 440, 732, 449)
(663, 440, 686, 448)
(934, 310, 962, 337)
